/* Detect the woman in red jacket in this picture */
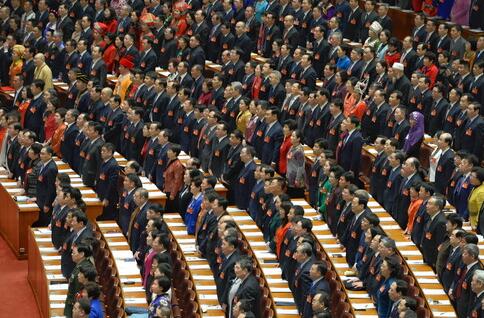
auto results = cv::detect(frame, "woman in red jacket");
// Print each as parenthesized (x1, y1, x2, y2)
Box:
(103, 8, 118, 33)
(103, 33, 117, 74)
(163, 144, 186, 212)
(278, 119, 296, 176)
(422, 52, 439, 88)
(251, 64, 263, 100)
(384, 37, 402, 68)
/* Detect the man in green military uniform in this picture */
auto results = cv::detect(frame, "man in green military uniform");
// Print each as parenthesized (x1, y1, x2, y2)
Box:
(64, 243, 95, 317)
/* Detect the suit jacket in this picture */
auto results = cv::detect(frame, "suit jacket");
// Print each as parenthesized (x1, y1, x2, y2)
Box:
(260, 121, 283, 165)
(36, 160, 58, 212)
(325, 113, 344, 152)
(77, 51, 92, 75)
(452, 262, 483, 318)
(163, 159, 185, 198)
(89, 58, 107, 87)
(61, 123, 79, 166)
(383, 166, 403, 212)
(81, 138, 104, 187)
(95, 157, 120, 204)
(235, 160, 256, 210)
(61, 227, 93, 279)
(197, 210, 217, 256)
(302, 277, 330, 318)
(128, 203, 149, 252)
(370, 152, 388, 204)
(103, 107, 124, 149)
(440, 246, 462, 292)
(434, 149, 455, 195)
(294, 258, 315, 313)
(299, 66, 317, 90)
(209, 136, 230, 178)
(421, 211, 447, 268)
(343, 7, 362, 42)
(337, 130, 363, 176)
(188, 45, 205, 70)
(392, 120, 410, 149)
(453, 174, 474, 220)
(24, 94, 46, 138)
(345, 208, 370, 267)
(217, 250, 241, 304)
(231, 274, 261, 318)
(428, 98, 449, 136)
(50, 205, 70, 250)
(460, 116, 483, 159)
(393, 173, 422, 229)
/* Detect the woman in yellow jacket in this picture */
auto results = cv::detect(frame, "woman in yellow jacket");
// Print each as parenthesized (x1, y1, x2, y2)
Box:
(9, 45, 25, 85)
(469, 167, 484, 231)
(236, 97, 252, 134)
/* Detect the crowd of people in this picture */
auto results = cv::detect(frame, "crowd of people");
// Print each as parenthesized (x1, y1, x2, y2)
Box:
(0, 0, 483, 317)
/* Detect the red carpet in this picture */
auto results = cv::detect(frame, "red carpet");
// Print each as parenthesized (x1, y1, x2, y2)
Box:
(0, 236, 41, 318)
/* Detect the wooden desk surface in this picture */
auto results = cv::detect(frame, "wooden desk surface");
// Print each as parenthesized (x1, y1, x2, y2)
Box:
(96, 221, 148, 311)
(163, 213, 225, 317)
(226, 207, 301, 317)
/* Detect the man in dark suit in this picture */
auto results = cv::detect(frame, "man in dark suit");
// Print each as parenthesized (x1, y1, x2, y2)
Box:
(302, 261, 331, 318)
(221, 131, 243, 201)
(128, 188, 150, 253)
(216, 235, 241, 304)
(187, 35, 206, 69)
(346, 48, 364, 79)
(234, 22, 253, 63)
(76, 39, 92, 75)
(392, 107, 410, 149)
(325, 100, 345, 153)
(260, 12, 281, 58)
(61, 109, 80, 166)
(299, 54, 317, 90)
(209, 122, 230, 178)
(393, 157, 422, 229)
(138, 37, 157, 73)
(337, 117, 363, 177)
(460, 101, 483, 159)
(143, 122, 162, 176)
(428, 84, 449, 136)
(343, 0, 362, 42)
(96, 143, 120, 220)
(282, 15, 299, 50)
(293, 242, 315, 313)
(344, 191, 371, 267)
(24, 80, 46, 138)
(88, 46, 107, 87)
(469, 269, 484, 318)
(369, 137, 388, 204)
(400, 36, 418, 78)
(57, 4, 75, 42)
(150, 129, 171, 190)
(434, 133, 455, 195)
(157, 27, 177, 68)
(260, 108, 283, 167)
(452, 154, 477, 220)
(376, 4, 392, 32)
(102, 95, 124, 149)
(225, 256, 261, 318)
(450, 244, 482, 318)
(81, 122, 104, 187)
(33, 146, 58, 226)
(440, 229, 463, 292)
(310, 26, 330, 76)
(125, 108, 145, 163)
(61, 211, 93, 279)
(21, 47, 36, 86)
(420, 196, 447, 269)
(235, 146, 256, 210)
(267, 71, 285, 108)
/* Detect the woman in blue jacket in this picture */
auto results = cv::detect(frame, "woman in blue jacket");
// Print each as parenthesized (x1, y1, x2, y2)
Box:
(376, 257, 403, 318)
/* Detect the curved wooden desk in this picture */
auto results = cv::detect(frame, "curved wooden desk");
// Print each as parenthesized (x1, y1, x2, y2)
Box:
(163, 213, 225, 317)
(227, 207, 299, 317)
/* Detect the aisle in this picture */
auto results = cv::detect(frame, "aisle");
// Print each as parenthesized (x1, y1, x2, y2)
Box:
(0, 236, 41, 318)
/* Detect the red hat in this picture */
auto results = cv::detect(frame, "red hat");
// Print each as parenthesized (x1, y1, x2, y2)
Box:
(94, 22, 108, 36)
(120, 55, 134, 69)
